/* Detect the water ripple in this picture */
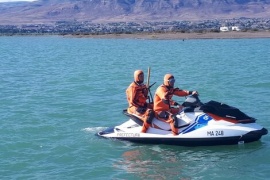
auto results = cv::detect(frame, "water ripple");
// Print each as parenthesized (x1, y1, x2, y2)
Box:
(0, 37, 269, 179)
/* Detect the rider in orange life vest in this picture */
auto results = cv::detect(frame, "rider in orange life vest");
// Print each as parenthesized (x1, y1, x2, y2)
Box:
(126, 70, 154, 133)
(154, 74, 198, 135)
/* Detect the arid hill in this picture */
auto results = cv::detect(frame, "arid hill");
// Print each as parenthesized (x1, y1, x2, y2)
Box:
(1, 0, 270, 24)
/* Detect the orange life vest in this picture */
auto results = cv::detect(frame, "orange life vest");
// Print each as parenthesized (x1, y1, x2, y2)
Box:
(154, 84, 189, 112)
(126, 81, 148, 108)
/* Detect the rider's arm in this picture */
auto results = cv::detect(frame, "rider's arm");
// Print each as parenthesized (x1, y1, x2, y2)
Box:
(173, 88, 190, 97)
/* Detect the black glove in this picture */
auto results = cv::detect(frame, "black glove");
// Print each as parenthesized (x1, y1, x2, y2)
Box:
(136, 107, 146, 114)
(174, 102, 179, 106)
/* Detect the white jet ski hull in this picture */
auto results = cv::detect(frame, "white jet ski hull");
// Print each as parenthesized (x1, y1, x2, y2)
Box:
(98, 118, 267, 146)
(97, 95, 268, 146)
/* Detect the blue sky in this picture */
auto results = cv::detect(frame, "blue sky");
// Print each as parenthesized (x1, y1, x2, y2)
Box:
(0, 0, 37, 2)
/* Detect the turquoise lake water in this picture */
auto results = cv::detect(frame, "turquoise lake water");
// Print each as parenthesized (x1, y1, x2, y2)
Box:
(0, 36, 270, 179)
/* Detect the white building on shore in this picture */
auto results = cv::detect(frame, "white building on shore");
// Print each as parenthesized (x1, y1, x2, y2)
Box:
(220, 26, 241, 32)
(231, 26, 241, 31)
(220, 26, 229, 32)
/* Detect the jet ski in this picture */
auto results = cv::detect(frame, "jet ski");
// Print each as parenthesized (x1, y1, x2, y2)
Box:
(97, 95, 268, 146)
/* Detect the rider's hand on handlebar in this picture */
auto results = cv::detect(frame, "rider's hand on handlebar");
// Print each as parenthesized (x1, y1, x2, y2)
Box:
(192, 91, 199, 96)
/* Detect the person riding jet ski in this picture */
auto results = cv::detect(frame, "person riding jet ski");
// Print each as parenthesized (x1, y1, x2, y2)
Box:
(126, 70, 155, 133)
(154, 74, 198, 135)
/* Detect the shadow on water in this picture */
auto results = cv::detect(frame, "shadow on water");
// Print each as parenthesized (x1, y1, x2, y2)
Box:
(112, 141, 265, 179)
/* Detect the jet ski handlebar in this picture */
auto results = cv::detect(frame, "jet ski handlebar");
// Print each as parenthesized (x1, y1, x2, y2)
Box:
(182, 94, 203, 108)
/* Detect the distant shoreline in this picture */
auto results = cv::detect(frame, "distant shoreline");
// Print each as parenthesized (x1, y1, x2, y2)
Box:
(69, 31, 270, 40)
(1, 31, 270, 40)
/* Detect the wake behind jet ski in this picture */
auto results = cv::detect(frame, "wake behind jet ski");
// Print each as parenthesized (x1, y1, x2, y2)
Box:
(97, 95, 268, 146)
